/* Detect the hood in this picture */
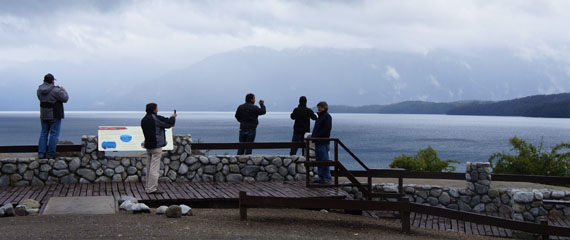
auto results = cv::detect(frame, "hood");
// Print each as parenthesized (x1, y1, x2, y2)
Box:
(38, 83, 55, 95)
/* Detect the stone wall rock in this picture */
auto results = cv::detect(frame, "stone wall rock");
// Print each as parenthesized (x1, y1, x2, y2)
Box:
(0, 135, 315, 187)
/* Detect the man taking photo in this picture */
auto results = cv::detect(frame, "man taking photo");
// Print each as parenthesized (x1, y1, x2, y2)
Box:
(235, 93, 266, 155)
(141, 103, 176, 194)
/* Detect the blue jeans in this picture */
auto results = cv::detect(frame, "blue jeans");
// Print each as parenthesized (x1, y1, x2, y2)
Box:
(237, 129, 256, 155)
(315, 143, 331, 181)
(38, 119, 62, 158)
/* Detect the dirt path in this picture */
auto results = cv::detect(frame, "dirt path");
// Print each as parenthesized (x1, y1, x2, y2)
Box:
(0, 208, 495, 240)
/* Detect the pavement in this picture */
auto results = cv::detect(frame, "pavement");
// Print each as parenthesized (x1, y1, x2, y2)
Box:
(42, 196, 117, 215)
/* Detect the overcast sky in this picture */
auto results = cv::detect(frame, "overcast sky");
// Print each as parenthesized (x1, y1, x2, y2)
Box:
(2, 0, 570, 70)
(2, 0, 570, 110)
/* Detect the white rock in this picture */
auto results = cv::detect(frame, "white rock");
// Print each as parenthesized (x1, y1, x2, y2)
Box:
(156, 206, 168, 215)
(180, 204, 192, 216)
(120, 200, 135, 210)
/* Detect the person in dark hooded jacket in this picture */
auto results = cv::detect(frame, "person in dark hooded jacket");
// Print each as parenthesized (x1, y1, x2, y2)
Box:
(37, 73, 69, 159)
(290, 96, 317, 155)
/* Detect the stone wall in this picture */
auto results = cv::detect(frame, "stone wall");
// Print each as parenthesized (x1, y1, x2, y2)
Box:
(0, 135, 314, 187)
(343, 162, 570, 216)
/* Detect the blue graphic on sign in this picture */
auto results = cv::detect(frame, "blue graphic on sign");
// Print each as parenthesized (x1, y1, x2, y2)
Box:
(102, 141, 117, 149)
(120, 134, 132, 142)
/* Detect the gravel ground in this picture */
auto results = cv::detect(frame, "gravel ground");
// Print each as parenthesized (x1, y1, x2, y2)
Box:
(0, 208, 496, 240)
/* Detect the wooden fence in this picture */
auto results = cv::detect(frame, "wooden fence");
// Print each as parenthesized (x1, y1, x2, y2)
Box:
(238, 191, 570, 239)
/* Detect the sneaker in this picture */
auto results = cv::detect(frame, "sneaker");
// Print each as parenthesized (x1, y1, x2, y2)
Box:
(312, 178, 321, 184)
(38, 154, 46, 159)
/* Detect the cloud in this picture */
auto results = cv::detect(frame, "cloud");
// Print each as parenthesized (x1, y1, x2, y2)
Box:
(385, 66, 400, 80)
(429, 75, 440, 88)
(2, 0, 570, 71)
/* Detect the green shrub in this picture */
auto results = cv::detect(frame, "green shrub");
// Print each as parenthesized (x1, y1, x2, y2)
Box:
(390, 146, 459, 172)
(489, 136, 570, 176)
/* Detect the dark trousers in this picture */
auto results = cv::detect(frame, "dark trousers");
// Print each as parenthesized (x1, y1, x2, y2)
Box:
(237, 129, 256, 155)
(290, 132, 305, 155)
(315, 143, 331, 181)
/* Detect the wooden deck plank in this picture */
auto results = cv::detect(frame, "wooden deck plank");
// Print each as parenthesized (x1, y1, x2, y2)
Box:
(5, 186, 27, 204)
(0, 186, 20, 204)
(180, 182, 203, 199)
(464, 220, 472, 235)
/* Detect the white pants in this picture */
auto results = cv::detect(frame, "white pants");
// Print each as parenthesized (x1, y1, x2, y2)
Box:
(145, 147, 162, 193)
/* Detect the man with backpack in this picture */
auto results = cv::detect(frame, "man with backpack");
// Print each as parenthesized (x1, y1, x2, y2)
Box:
(37, 73, 69, 159)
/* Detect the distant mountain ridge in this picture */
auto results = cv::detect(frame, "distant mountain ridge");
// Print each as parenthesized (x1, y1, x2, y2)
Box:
(328, 93, 570, 118)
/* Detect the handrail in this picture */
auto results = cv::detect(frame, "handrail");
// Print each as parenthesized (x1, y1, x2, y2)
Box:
(304, 137, 404, 199)
(239, 192, 570, 238)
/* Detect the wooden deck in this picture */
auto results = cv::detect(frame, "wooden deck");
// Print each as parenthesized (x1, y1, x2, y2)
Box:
(365, 211, 570, 239)
(0, 181, 349, 210)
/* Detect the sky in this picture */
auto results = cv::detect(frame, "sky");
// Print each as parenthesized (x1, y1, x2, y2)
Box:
(1, 0, 570, 110)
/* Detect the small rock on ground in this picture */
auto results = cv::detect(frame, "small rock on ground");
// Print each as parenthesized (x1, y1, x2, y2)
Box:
(165, 205, 182, 218)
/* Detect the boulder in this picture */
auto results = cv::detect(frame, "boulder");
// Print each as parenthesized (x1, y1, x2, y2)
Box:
(203, 165, 216, 174)
(180, 204, 193, 216)
(77, 169, 96, 182)
(255, 172, 269, 182)
(61, 174, 78, 184)
(118, 196, 138, 205)
(69, 158, 81, 172)
(156, 206, 168, 215)
(178, 163, 189, 175)
(165, 205, 182, 218)
(271, 158, 283, 167)
(438, 192, 451, 205)
(473, 203, 485, 212)
(120, 200, 135, 210)
(104, 169, 115, 177)
(241, 166, 260, 177)
(125, 175, 139, 182)
(53, 160, 68, 170)
(2, 163, 17, 174)
(14, 205, 29, 216)
(130, 203, 151, 213)
(430, 188, 442, 197)
(513, 192, 534, 203)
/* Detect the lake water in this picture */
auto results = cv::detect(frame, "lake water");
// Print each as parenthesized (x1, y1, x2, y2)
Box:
(1, 111, 569, 171)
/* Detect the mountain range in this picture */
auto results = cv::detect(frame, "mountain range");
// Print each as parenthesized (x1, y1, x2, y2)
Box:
(328, 93, 570, 118)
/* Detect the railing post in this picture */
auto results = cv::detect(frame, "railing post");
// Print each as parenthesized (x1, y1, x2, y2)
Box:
(239, 191, 248, 221)
(305, 139, 310, 187)
(334, 140, 339, 187)
(367, 174, 372, 201)
(398, 176, 404, 195)
(400, 196, 411, 234)
(540, 219, 549, 240)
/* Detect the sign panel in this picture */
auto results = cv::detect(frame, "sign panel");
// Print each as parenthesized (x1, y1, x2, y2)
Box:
(97, 126, 174, 151)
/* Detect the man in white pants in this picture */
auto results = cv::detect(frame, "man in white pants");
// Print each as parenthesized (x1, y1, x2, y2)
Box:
(141, 103, 176, 194)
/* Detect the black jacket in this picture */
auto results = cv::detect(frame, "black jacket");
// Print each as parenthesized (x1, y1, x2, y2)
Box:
(235, 102, 266, 130)
(312, 110, 332, 143)
(141, 113, 176, 149)
(290, 104, 317, 134)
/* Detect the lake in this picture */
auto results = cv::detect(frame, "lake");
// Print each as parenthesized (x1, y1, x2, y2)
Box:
(1, 111, 569, 171)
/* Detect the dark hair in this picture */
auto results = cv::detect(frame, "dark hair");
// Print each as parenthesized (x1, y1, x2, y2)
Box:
(146, 103, 157, 114)
(245, 93, 255, 103)
(317, 101, 328, 111)
(299, 96, 307, 104)
(44, 73, 55, 83)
